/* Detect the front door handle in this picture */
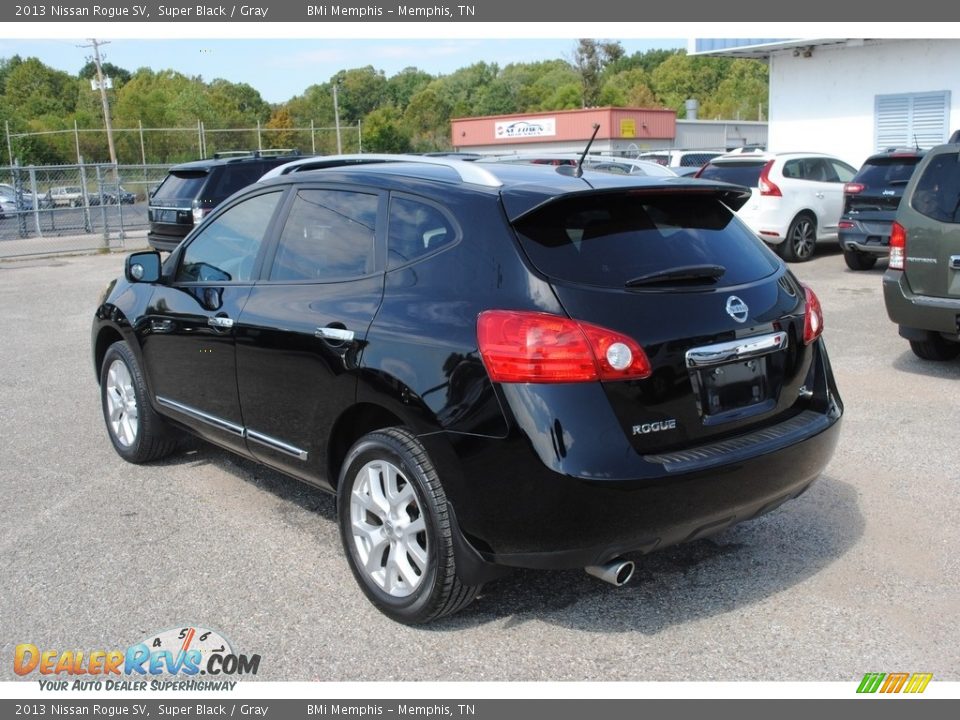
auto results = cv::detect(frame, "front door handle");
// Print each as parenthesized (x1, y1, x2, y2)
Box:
(315, 326, 355, 342)
(208, 315, 234, 330)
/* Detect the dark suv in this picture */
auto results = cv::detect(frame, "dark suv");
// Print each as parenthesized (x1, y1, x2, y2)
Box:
(883, 142, 960, 360)
(147, 150, 301, 251)
(93, 156, 843, 623)
(839, 148, 925, 271)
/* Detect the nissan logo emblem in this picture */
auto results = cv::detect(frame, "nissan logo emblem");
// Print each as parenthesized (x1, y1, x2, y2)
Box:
(726, 296, 749, 323)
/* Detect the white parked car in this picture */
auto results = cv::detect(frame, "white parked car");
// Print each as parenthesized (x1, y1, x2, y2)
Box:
(696, 151, 857, 261)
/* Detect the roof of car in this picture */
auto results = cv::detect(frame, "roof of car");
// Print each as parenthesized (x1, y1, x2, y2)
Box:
(256, 157, 752, 220)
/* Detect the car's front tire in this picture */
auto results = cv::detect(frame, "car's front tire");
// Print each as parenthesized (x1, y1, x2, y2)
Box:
(337, 427, 481, 624)
(843, 248, 878, 271)
(100, 341, 178, 463)
(780, 212, 817, 262)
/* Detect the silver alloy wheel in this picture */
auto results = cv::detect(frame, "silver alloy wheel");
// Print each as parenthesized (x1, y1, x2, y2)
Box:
(349, 459, 429, 598)
(105, 359, 139, 447)
(790, 218, 815, 259)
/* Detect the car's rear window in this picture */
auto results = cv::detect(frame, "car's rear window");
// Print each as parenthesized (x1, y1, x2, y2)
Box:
(854, 156, 922, 187)
(911, 151, 960, 223)
(152, 171, 208, 203)
(696, 161, 765, 187)
(513, 192, 779, 288)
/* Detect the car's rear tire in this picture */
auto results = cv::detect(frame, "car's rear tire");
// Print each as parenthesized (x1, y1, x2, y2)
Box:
(843, 248, 878, 271)
(909, 335, 960, 361)
(337, 427, 481, 624)
(780, 213, 817, 262)
(100, 341, 178, 463)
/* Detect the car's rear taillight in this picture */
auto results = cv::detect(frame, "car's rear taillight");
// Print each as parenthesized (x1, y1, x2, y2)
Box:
(838, 220, 856, 229)
(889, 221, 906, 270)
(802, 285, 824, 345)
(477, 310, 652, 383)
(844, 182, 865, 195)
(758, 160, 781, 197)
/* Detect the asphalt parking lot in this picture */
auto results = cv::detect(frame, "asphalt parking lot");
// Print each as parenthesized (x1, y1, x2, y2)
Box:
(1, 245, 958, 682)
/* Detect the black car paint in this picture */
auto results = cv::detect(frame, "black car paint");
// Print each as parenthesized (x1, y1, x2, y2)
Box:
(95, 163, 843, 580)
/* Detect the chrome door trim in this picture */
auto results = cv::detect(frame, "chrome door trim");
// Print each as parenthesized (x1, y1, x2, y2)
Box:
(246, 429, 309, 461)
(155, 396, 245, 437)
(685, 331, 788, 369)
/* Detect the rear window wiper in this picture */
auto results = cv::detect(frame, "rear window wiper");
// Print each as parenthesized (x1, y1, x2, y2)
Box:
(624, 264, 726, 288)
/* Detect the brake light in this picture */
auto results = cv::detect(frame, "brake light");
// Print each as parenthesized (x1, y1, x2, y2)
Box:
(838, 220, 856, 229)
(844, 183, 865, 194)
(758, 160, 781, 197)
(477, 310, 652, 383)
(802, 286, 824, 345)
(889, 221, 906, 270)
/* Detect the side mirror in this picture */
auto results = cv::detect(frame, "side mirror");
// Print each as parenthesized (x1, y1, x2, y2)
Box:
(125, 251, 162, 283)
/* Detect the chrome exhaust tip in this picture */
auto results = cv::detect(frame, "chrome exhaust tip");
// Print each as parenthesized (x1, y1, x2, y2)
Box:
(585, 558, 635, 587)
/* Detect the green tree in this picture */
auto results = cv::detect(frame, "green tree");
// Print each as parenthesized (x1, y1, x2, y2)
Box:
(403, 85, 452, 151)
(700, 59, 768, 121)
(385, 67, 433, 110)
(264, 107, 297, 148)
(363, 106, 411, 153)
(600, 68, 658, 108)
(572, 39, 624, 107)
(650, 53, 728, 117)
(334, 66, 387, 124)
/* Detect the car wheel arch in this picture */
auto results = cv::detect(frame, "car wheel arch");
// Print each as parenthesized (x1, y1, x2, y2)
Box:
(326, 402, 410, 490)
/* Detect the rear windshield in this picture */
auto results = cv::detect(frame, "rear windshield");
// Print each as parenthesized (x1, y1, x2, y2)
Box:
(152, 171, 208, 204)
(697, 161, 765, 187)
(912, 151, 960, 223)
(854, 156, 922, 187)
(514, 193, 779, 288)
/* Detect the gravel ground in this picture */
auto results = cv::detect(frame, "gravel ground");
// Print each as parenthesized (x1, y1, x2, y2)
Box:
(0, 245, 957, 682)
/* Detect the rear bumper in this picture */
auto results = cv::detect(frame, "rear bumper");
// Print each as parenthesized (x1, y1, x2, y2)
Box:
(883, 269, 960, 335)
(839, 225, 892, 255)
(147, 230, 187, 252)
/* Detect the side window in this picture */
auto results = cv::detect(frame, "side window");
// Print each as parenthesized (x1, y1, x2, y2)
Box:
(912, 151, 960, 223)
(829, 160, 856, 183)
(387, 196, 459, 270)
(270, 189, 378, 282)
(176, 191, 282, 283)
(782, 159, 803, 179)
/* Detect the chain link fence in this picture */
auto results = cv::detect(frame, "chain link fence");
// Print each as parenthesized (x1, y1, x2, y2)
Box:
(0, 162, 170, 258)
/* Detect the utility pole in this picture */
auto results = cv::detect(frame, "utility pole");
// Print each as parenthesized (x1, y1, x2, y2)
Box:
(79, 38, 118, 169)
(332, 81, 342, 154)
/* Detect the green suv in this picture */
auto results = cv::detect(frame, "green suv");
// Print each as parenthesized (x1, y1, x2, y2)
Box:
(883, 142, 960, 360)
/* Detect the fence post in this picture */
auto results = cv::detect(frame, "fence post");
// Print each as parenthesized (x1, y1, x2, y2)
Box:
(79, 158, 92, 233)
(28, 166, 43, 238)
(139, 120, 146, 166)
(198, 120, 204, 159)
(115, 162, 126, 246)
(257, 120, 262, 152)
(5, 120, 13, 166)
(311, 120, 316, 155)
(96, 164, 109, 243)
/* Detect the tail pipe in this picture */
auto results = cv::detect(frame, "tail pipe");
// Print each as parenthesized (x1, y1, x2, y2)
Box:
(585, 558, 635, 587)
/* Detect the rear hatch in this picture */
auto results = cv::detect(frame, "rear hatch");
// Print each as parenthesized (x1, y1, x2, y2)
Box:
(148, 170, 209, 234)
(844, 153, 922, 226)
(510, 188, 819, 454)
(900, 148, 960, 299)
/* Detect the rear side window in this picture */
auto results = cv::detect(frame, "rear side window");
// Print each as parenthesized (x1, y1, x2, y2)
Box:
(208, 164, 266, 199)
(152, 171, 208, 203)
(697, 161, 764, 187)
(911, 151, 960, 223)
(270, 189, 378, 281)
(854, 157, 922, 187)
(514, 193, 779, 288)
(387, 195, 459, 269)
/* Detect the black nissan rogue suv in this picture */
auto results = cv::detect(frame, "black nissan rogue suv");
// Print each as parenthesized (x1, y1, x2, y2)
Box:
(94, 155, 843, 623)
(147, 150, 301, 251)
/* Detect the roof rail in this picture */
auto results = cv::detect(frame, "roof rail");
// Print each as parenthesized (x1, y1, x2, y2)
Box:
(268, 153, 503, 188)
(212, 150, 255, 159)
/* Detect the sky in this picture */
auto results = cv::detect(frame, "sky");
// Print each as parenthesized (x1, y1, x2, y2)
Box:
(0, 38, 686, 104)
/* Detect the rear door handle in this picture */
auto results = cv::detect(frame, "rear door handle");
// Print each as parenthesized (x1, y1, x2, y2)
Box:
(208, 316, 234, 330)
(315, 326, 355, 342)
